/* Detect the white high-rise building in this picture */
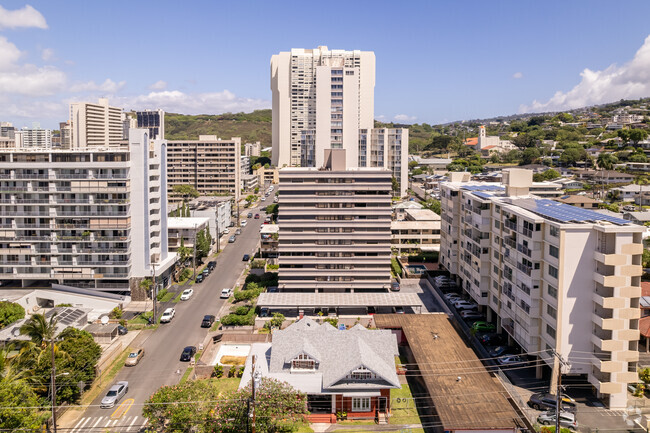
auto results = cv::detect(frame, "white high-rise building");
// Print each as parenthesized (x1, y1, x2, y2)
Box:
(271, 46, 375, 168)
(70, 98, 123, 148)
(0, 129, 176, 298)
(439, 169, 643, 409)
(19, 127, 52, 148)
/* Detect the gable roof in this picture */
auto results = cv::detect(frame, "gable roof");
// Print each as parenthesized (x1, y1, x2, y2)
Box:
(269, 317, 400, 391)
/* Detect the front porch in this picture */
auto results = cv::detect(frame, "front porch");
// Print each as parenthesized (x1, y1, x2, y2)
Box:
(305, 390, 391, 424)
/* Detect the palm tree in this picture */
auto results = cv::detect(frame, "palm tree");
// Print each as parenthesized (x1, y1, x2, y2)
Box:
(20, 313, 58, 349)
(597, 152, 618, 171)
(0, 344, 32, 384)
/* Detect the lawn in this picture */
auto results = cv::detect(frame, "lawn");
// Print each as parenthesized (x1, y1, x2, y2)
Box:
(158, 291, 175, 302)
(172, 291, 183, 303)
(180, 367, 194, 384)
(80, 348, 130, 406)
(391, 384, 422, 425)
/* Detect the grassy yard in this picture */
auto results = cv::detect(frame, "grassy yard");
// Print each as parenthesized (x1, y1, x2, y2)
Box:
(172, 291, 183, 303)
(80, 348, 130, 406)
(391, 384, 422, 425)
(179, 367, 194, 384)
(158, 290, 175, 302)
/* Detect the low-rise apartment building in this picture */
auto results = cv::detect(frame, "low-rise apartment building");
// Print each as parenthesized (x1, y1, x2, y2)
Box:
(255, 166, 279, 188)
(167, 217, 209, 253)
(0, 129, 176, 298)
(391, 208, 440, 254)
(260, 224, 279, 258)
(439, 169, 643, 409)
(166, 135, 241, 203)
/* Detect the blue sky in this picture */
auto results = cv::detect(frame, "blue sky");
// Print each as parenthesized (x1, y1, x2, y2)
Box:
(2, 1, 650, 129)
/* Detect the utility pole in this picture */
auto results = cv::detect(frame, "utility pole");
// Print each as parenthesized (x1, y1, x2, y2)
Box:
(550, 349, 570, 433)
(49, 340, 58, 433)
(151, 263, 157, 323)
(192, 223, 197, 280)
(215, 212, 220, 253)
(251, 354, 257, 433)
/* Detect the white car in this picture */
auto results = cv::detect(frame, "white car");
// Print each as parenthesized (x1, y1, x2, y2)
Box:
(453, 300, 478, 311)
(222, 228, 230, 234)
(180, 289, 194, 301)
(101, 381, 128, 408)
(241, 220, 247, 227)
(220, 288, 232, 299)
(443, 293, 461, 300)
(160, 308, 175, 323)
(498, 355, 526, 366)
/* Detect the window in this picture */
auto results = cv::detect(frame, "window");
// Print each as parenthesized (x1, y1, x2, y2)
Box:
(547, 284, 557, 299)
(351, 397, 370, 412)
(351, 368, 372, 380)
(292, 354, 315, 370)
(548, 265, 558, 279)
(549, 226, 559, 237)
(546, 324, 556, 339)
(547, 304, 557, 319)
(549, 245, 559, 259)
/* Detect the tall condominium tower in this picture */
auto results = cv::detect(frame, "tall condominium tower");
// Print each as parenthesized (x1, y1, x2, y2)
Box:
(69, 98, 123, 148)
(271, 46, 375, 168)
(136, 109, 165, 140)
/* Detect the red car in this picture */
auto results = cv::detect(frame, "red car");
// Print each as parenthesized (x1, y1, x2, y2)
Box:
(254, 214, 260, 219)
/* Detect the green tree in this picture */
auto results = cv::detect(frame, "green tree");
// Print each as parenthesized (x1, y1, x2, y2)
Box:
(559, 147, 586, 166)
(391, 176, 400, 197)
(422, 198, 441, 215)
(19, 312, 57, 348)
(512, 133, 536, 149)
(177, 237, 191, 264)
(0, 380, 49, 431)
(617, 129, 631, 145)
(208, 377, 307, 433)
(195, 228, 210, 262)
(643, 249, 650, 269)
(520, 147, 541, 165)
(0, 301, 25, 328)
(629, 128, 649, 145)
(597, 152, 618, 170)
(172, 184, 199, 201)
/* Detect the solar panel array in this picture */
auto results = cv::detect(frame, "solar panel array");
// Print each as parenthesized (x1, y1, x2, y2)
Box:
(462, 185, 504, 192)
(473, 191, 494, 199)
(46, 307, 86, 326)
(523, 199, 629, 225)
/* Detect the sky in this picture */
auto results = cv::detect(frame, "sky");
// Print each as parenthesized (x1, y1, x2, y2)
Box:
(2, 1, 650, 129)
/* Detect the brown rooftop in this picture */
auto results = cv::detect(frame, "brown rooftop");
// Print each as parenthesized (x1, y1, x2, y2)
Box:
(374, 313, 523, 431)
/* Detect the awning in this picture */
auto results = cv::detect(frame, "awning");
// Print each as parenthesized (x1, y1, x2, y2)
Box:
(341, 392, 381, 397)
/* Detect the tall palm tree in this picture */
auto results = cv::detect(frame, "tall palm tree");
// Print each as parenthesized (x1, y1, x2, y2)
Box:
(19, 313, 57, 349)
(597, 152, 617, 171)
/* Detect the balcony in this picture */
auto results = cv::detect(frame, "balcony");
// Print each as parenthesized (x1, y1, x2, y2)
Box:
(594, 273, 625, 287)
(594, 251, 626, 266)
(592, 313, 623, 331)
(592, 292, 625, 309)
(591, 354, 620, 373)
(504, 219, 517, 231)
(591, 331, 622, 352)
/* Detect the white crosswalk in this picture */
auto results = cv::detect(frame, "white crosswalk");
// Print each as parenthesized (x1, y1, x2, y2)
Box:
(69, 415, 148, 432)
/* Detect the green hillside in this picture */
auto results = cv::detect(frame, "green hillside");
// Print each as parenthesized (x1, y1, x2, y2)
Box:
(165, 110, 272, 144)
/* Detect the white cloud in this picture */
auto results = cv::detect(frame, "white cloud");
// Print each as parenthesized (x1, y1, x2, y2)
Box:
(376, 114, 387, 122)
(69, 79, 126, 93)
(0, 37, 65, 96)
(513, 72, 523, 79)
(0, 5, 47, 30)
(149, 80, 167, 90)
(113, 89, 269, 114)
(41, 48, 54, 61)
(521, 35, 650, 113)
(394, 114, 416, 123)
(0, 37, 22, 70)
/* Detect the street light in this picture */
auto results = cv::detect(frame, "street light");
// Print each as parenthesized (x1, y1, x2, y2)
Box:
(51, 369, 69, 433)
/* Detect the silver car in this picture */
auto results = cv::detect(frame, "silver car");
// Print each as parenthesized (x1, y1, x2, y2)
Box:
(101, 381, 128, 408)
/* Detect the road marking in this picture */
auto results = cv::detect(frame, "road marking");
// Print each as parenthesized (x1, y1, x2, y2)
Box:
(70, 417, 90, 433)
(90, 416, 104, 429)
(111, 398, 134, 419)
(105, 418, 112, 427)
(127, 416, 139, 431)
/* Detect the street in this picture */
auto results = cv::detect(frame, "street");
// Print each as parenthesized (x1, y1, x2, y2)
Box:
(65, 204, 267, 432)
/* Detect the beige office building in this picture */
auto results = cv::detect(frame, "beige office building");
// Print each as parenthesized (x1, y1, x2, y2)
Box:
(439, 169, 643, 408)
(166, 135, 241, 203)
(70, 98, 124, 148)
(277, 149, 392, 293)
(271, 46, 375, 168)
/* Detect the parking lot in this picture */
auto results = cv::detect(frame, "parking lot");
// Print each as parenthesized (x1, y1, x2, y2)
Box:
(427, 274, 648, 432)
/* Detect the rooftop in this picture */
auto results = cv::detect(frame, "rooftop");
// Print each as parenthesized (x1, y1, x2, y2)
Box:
(257, 292, 422, 308)
(374, 314, 523, 431)
(167, 217, 210, 229)
(555, 195, 600, 204)
(404, 208, 441, 221)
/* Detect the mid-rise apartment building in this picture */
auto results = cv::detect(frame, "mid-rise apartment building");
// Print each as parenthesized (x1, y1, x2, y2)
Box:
(277, 149, 392, 293)
(359, 128, 408, 197)
(439, 169, 643, 408)
(59, 121, 71, 148)
(271, 46, 375, 168)
(70, 98, 124, 148)
(17, 127, 52, 148)
(166, 135, 241, 203)
(0, 129, 176, 298)
(391, 208, 440, 254)
(244, 141, 261, 157)
(0, 122, 15, 139)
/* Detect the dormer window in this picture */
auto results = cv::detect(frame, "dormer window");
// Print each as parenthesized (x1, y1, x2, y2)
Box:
(292, 353, 315, 370)
(350, 366, 372, 380)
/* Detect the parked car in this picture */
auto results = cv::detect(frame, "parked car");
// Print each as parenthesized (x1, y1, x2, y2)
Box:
(160, 308, 175, 323)
(528, 392, 576, 412)
(117, 325, 128, 335)
(460, 310, 484, 320)
(101, 381, 128, 408)
(235, 228, 242, 235)
(125, 348, 144, 366)
(195, 274, 204, 283)
(223, 228, 230, 234)
(247, 212, 253, 218)
(242, 254, 250, 261)
(471, 321, 495, 333)
(443, 292, 461, 300)
(488, 345, 515, 358)
(477, 333, 506, 346)
(241, 220, 248, 226)
(180, 346, 197, 362)
(180, 289, 194, 301)
(498, 355, 526, 366)
(228, 235, 236, 243)
(453, 300, 478, 311)
(444, 294, 462, 302)
(207, 261, 216, 271)
(393, 306, 405, 314)
(254, 213, 260, 219)
(536, 410, 578, 430)
(391, 281, 400, 291)
(201, 315, 216, 328)
(220, 288, 232, 299)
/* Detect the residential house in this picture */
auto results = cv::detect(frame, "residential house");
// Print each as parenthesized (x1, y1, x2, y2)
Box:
(392, 200, 423, 221)
(555, 178, 584, 190)
(240, 317, 400, 423)
(611, 184, 650, 202)
(575, 170, 634, 184)
(623, 211, 650, 225)
(554, 195, 601, 209)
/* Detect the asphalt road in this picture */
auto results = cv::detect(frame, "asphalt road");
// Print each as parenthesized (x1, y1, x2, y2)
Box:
(66, 204, 267, 432)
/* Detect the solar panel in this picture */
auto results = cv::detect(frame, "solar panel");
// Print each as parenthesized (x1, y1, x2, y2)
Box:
(473, 191, 493, 199)
(522, 199, 628, 225)
(462, 185, 504, 192)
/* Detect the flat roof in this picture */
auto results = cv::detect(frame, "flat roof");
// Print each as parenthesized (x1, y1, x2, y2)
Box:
(374, 314, 522, 431)
(257, 292, 422, 308)
(167, 217, 209, 229)
(260, 224, 279, 234)
(404, 208, 441, 221)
